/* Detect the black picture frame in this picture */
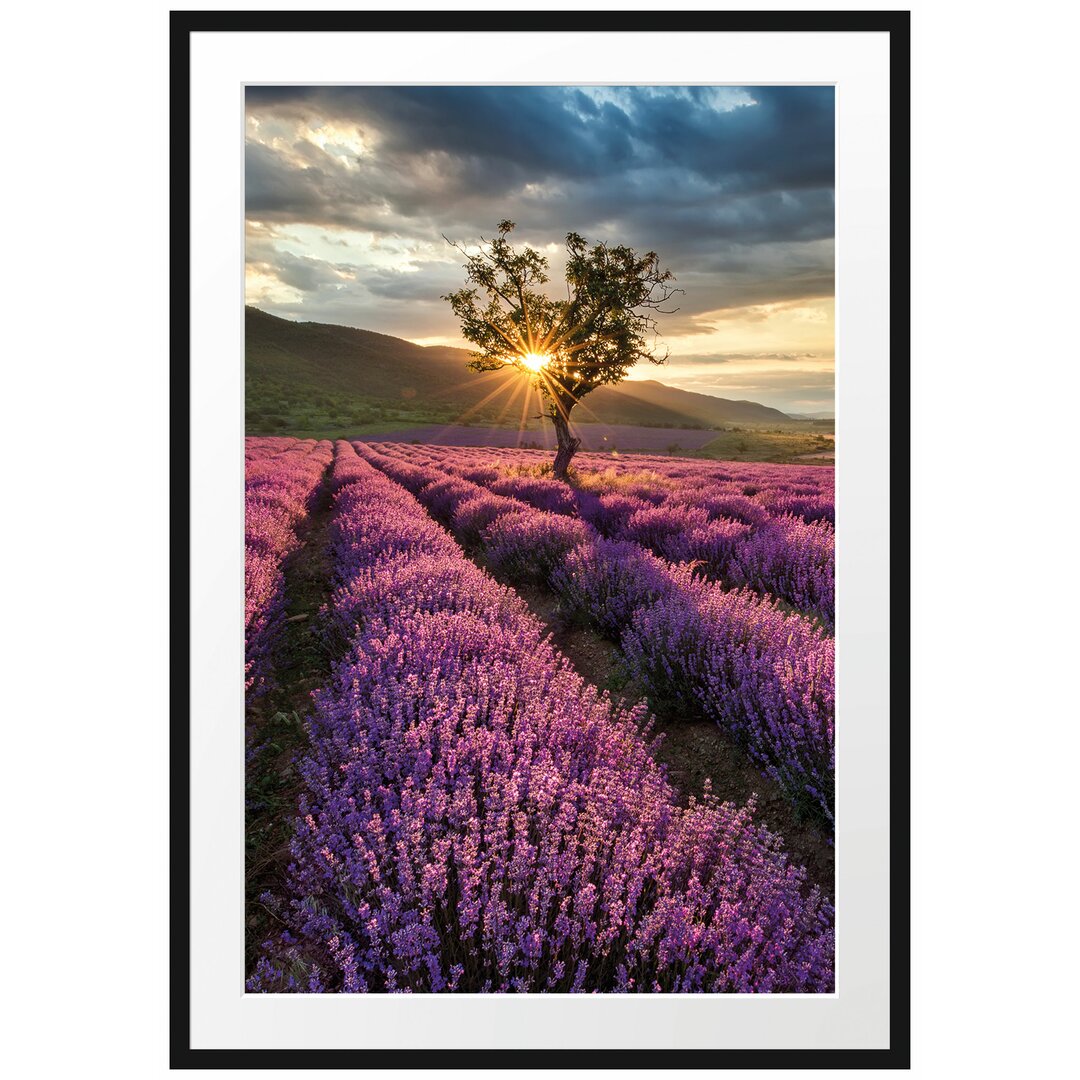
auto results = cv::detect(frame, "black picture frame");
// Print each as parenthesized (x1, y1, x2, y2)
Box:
(171, 8, 910, 1069)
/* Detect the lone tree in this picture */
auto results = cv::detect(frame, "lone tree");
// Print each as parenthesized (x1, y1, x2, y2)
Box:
(443, 221, 679, 479)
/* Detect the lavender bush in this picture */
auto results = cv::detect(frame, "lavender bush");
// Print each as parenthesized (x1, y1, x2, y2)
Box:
(731, 516, 835, 629)
(623, 572, 835, 823)
(549, 537, 674, 639)
(483, 509, 593, 585)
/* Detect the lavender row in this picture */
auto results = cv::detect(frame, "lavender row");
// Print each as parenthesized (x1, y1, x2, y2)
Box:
(372, 444, 832, 540)
(375, 441, 833, 525)
(252, 442, 832, 993)
(355, 443, 834, 825)
(371, 443, 834, 627)
(369, 439, 832, 500)
(244, 438, 333, 700)
(581, 496, 835, 630)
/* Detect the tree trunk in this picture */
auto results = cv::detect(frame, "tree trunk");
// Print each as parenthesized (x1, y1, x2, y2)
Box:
(550, 402, 581, 481)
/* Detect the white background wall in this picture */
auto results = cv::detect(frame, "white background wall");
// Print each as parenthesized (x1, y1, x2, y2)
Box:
(0, 1, 1074, 1077)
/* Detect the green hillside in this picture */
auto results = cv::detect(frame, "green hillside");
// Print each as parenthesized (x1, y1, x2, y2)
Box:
(590, 379, 789, 428)
(245, 307, 792, 436)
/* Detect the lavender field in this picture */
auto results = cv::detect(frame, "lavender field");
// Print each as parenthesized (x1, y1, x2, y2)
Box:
(245, 437, 836, 993)
(360, 423, 721, 453)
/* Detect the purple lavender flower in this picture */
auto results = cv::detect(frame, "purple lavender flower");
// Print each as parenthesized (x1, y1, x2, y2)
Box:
(250, 442, 834, 993)
(245, 438, 333, 699)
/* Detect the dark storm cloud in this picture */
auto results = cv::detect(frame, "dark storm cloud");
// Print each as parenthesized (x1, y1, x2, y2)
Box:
(247, 85, 636, 185)
(626, 86, 834, 193)
(245, 84, 830, 190)
(244, 86, 833, 251)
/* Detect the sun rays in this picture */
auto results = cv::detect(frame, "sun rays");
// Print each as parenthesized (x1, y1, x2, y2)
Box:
(432, 304, 625, 451)
(476, 295, 608, 386)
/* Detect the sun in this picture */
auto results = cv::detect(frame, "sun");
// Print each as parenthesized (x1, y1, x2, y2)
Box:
(520, 352, 550, 372)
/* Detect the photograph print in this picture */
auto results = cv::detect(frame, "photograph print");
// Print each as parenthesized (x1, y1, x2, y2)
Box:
(243, 84, 837, 995)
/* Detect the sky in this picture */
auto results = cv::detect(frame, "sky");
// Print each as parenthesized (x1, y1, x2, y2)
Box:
(245, 85, 834, 415)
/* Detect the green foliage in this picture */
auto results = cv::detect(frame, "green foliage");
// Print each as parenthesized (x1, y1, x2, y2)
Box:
(442, 221, 679, 425)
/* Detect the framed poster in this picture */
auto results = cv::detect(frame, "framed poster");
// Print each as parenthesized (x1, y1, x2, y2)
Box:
(172, 8, 909, 1068)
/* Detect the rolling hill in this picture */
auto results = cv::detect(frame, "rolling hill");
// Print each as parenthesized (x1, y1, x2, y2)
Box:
(245, 306, 791, 432)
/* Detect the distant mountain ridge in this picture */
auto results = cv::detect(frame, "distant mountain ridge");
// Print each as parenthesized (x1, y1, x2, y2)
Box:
(246, 307, 791, 428)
